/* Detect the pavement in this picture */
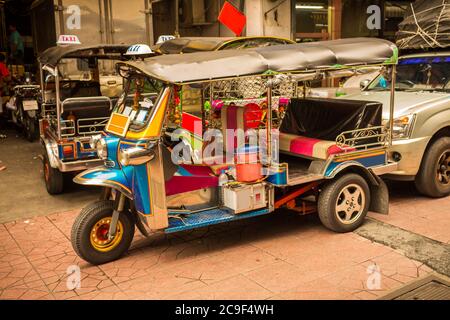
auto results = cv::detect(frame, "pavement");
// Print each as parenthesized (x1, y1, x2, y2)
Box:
(0, 129, 99, 223)
(0, 128, 449, 300)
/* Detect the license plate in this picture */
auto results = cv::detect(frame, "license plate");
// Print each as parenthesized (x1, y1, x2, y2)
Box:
(22, 100, 39, 111)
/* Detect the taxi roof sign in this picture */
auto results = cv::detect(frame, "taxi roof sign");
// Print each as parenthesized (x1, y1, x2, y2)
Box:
(156, 35, 176, 44)
(57, 35, 81, 46)
(125, 44, 153, 56)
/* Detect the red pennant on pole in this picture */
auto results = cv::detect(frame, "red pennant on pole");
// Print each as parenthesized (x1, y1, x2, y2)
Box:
(218, 1, 246, 36)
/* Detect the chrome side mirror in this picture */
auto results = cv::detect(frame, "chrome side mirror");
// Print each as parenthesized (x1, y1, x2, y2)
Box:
(119, 145, 156, 166)
(43, 65, 56, 77)
(45, 74, 54, 83)
(360, 79, 371, 90)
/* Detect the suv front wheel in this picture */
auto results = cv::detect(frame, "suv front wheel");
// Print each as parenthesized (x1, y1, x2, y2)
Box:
(415, 137, 450, 198)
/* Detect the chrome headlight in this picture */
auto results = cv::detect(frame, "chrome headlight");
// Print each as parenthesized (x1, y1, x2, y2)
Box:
(89, 134, 102, 149)
(119, 145, 156, 166)
(96, 138, 108, 160)
(388, 114, 416, 140)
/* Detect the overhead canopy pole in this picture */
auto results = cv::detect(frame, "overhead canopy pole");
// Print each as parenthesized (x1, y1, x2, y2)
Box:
(175, 0, 180, 37)
(389, 65, 396, 146)
(55, 66, 61, 140)
(144, 0, 154, 45)
(266, 77, 273, 167)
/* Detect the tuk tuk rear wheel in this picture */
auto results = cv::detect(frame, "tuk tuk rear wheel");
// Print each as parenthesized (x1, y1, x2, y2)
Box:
(71, 200, 135, 265)
(317, 173, 370, 233)
(43, 153, 64, 194)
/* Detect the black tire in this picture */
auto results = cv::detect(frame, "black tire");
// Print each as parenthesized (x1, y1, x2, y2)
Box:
(14, 109, 23, 133)
(71, 200, 135, 265)
(318, 173, 371, 233)
(415, 137, 450, 198)
(43, 152, 64, 194)
(24, 115, 37, 142)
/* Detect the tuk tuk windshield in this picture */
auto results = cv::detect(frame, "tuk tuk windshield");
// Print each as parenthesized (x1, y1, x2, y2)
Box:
(113, 75, 163, 130)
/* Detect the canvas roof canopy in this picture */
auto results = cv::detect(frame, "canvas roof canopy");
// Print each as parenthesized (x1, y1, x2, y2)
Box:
(121, 38, 398, 84)
(152, 36, 293, 54)
(38, 44, 131, 67)
(152, 37, 234, 54)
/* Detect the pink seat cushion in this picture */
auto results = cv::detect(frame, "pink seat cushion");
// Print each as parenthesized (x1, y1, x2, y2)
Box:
(279, 133, 349, 159)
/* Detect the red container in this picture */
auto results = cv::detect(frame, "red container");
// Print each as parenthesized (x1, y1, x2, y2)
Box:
(235, 146, 262, 182)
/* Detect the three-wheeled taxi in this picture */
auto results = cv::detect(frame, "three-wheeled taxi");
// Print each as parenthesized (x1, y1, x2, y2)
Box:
(38, 44, 131, 194)
(71, 38, 399, 265)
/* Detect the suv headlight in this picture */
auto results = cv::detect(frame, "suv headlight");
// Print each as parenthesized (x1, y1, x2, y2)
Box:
(96, 138, 108, 160)
(385, 114, 416, 140)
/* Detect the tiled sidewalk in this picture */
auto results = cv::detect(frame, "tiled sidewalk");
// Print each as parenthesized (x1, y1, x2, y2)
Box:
(0, 205, 437, 300)
(369, 195, 450, 244)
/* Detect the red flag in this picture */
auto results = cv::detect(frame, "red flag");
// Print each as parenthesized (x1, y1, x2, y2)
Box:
(218, 1, 246, 36)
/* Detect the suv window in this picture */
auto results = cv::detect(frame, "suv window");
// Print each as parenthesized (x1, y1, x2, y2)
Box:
(368, 56, 450, 92)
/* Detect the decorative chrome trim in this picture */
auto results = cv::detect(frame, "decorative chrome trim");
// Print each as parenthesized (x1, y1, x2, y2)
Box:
(77, 117, 109, 135)
(287, 173, 324, 186)
(370, 162, 399, 176)
(336, 126, 389, 151)
(60, 119, 76, 137)
(119, 146, 155, 166)
(57, 158, 104, 172)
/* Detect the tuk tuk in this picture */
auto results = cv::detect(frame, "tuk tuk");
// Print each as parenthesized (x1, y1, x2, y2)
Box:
(71, 38, 399, 265)
(38, 44, 131, 194)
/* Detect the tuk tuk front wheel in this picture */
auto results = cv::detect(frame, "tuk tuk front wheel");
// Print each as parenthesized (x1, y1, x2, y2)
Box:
(317, 173, 370, 233)
(71, 200, 135, 265)
(43, 153, 64, 194)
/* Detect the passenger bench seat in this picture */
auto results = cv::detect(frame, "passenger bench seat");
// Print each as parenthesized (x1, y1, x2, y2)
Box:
(279, 133, 347, 160)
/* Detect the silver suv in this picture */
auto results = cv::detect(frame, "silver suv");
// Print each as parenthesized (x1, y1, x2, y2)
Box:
(345, 51, 450, 198)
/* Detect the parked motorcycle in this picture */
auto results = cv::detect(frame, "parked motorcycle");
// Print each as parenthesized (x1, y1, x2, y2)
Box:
(6, 76, 41, 142)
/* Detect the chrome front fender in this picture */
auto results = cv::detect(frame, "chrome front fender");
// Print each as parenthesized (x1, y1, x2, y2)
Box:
(325, 161, 389, 215)
(73, 166, 133, 199)
(326, 161, 379, 185)
(42, 137, 59, 168)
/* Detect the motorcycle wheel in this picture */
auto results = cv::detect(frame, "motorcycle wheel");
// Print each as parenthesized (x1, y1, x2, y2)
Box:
(24, 115, 37, 142)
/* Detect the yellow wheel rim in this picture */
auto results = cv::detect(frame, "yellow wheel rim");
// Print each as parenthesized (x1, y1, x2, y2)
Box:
(90, 217, 124, 252)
